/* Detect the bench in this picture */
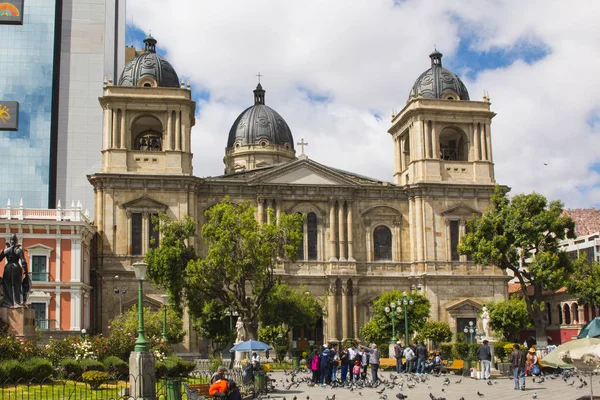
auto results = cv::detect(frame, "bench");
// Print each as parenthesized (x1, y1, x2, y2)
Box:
(379, 358, 405, 368)
(442, 359, 464, 374)
(185, 383, 208, 400)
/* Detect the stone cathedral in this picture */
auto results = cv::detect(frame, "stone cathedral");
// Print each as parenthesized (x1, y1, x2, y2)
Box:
(89, 36, 509, 353)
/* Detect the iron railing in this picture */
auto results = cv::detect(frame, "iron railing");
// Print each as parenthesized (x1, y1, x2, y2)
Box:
(35, 319, 58, 331)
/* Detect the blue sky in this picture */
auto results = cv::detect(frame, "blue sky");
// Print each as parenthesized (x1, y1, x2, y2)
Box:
(125, 0, 600, 208)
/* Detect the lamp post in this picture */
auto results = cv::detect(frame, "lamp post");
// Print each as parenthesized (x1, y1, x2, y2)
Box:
(129, 261, 155, 400)
(114, 275, 127, 315)
(399, 291, 415, 346)
(384, 302, 402, 343)
(225, 309, 239, 334)
(161, 294, 168, 343)
(463, 321, 480, 344)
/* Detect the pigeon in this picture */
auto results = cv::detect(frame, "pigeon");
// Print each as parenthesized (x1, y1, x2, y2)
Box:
(396, 394, 408, 400)
(533, 394, 537, 399)
(477, 391, 484, 397)
(377, 388, 386, 394)
(487, 380, 493, 386)
(455, 379, 462, 384)
(567, 381, 575, 386)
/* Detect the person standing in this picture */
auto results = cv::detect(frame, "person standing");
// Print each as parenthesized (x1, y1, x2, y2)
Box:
(477, 339, 492, 380)
(509, 343, 526, 391)
(360, 343, 380, 383)
(393, 341, 403, 373)
(310, 350, 320, 384)
(319, 345, 331, 386)
(415, 342, 427, 374)
(403, 343, 415, 373)
(329, 345, 339, 383)
(339, 346, 350, 383)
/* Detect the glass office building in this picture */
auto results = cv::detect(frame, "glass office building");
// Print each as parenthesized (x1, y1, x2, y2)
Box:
(0, 0, 59, 208)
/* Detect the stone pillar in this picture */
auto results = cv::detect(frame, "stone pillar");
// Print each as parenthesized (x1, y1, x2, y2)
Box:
(257, 198, 264, 225)
(129, 352, 156, 400)
(485, 123, 493, 162)
(111, 109, 118, 148)
(166, 110, 173, 151)
(352, 285, 359, 340)
(266, 199, 272, 225)
(424, 120, 431, 159)
(473, 123, 480, 161)
(142, 212, 149, 254)
(328, 281, 338, 342)
(394, 138, 401, 174)
(578, 305, 585, 325)
(341, 280, 349, 341)
(432, 122, 439, 159)
(175, 111, 181, 151)
(102, 107, 110, 150)
(481, 125, 488, 161)
(329, 201, 337, 261)
(347, 202, 354, 261)
(338, 201, 347, 261)
(275, 200, 281, 223)
(399, 138, 405, 171)
(119, 109, 126, 149)
(415, 196, 424, 262)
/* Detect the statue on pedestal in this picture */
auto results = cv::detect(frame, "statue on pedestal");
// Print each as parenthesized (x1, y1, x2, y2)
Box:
(235, 319, 245, 344)
(0, 234, 30, 308)
(480, 306, 490, 339)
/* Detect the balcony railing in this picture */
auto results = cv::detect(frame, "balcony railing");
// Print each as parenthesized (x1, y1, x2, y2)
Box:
(31, 272, 50, 282)
(36, 319, 58, 331)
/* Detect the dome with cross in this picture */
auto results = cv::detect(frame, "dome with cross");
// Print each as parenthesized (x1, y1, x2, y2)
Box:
(226, 83, 295, 151)
(410, 50, 470, 101)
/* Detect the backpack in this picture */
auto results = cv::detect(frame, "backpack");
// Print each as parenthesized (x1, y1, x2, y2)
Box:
(405, 348, 415, 361)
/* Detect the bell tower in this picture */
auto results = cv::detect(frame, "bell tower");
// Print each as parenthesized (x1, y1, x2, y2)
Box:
(99, 35, 196, 175)
(389, 50, 495, 186)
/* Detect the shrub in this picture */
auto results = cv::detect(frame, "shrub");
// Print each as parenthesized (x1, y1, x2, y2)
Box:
(494, 341, 509, 362)
(2, 360, 27, 382)
(59, 358, 83, 380)
(47, 337, 78, 366)
(453, 342, 469, 360)
(156, 356, 195, 378)
(82, 371, 110, 390)
(80, 359, 105, 373)
(24, 357, 54, 382)
(0, 336, 22, 362)
(439, 344, 453, 360)
(468, 344, 481, 360)
(103, 356, 128, 379)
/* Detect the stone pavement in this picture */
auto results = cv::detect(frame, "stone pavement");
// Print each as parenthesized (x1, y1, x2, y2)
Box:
(260, 370, 598, 400)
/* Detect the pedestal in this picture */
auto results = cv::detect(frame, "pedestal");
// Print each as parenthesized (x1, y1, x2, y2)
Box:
(129, 351, 157, 400)
(0, 307, 36, 342)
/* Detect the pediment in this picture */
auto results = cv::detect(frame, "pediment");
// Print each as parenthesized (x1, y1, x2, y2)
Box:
(25, 243, 54, 254)
(251, 160, 360, 186)
(446, 298, 482, 313)
(441, 204, 481, 218)
(122, 196, 168, 211)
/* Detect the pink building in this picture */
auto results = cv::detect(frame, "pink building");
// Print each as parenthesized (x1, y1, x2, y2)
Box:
(0, 200, 95, 338)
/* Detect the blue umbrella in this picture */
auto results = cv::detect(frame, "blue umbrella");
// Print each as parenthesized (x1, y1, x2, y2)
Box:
(229, 340, 273, 352)
(578, 317, 600, 339)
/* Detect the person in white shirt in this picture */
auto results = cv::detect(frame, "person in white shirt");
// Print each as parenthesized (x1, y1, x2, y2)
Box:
(251, 352, 260, 371)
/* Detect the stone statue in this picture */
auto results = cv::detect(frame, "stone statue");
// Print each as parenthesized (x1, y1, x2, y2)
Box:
(235, 319, 245, 343)
(0, 234, 29, 308)
(480, 306, 490, 339)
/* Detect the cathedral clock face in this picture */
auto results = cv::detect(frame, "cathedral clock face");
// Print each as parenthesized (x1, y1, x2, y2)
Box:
(0, 1, 24, 25)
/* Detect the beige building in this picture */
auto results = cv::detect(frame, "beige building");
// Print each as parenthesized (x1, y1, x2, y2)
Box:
(88, 38, 509, 353)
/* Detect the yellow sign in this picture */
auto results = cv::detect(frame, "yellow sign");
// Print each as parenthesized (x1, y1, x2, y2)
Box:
(0, 101, 18, 130)
(0, 104, 10, 123)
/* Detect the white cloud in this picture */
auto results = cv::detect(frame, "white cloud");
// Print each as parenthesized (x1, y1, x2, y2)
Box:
(127, 0, 600, 208)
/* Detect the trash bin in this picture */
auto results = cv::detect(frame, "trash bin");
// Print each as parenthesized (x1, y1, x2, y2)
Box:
(254, 371, 267, 394)
(165, 379, 181, 400)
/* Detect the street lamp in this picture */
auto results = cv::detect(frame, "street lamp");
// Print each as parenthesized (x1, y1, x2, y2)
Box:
(132, 262, 149, 353)
(224, 309, 239, 334)
(463, 321, 480, 344)
(161, 294, 168, 342)
(114, 275, 127, 315)
(399, 291, 415, 346)
(384, 302, 402, 343)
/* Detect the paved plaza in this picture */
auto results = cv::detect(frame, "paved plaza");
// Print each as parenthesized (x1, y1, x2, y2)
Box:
(262, 370, 598, 400)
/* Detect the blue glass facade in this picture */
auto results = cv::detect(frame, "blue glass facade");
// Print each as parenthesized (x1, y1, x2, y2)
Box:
(0, 0, 58, 208)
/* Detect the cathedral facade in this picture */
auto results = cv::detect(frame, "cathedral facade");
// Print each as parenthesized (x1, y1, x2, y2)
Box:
(89, 37, 509, 353)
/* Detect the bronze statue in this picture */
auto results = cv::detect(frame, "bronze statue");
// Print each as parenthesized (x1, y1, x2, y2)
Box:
(0, 234, 29, 308)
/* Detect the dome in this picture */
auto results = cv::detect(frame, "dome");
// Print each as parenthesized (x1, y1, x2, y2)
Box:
(118, 35, 179, 88)
(410, 50, 470, 101)
(226, 84, 294, 150)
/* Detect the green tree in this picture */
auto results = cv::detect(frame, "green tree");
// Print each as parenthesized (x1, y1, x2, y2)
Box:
(487, 296, 532, 342)
(260, 283, 322, 333)
(186, 198, 303, 339)
(566, 255, 600, 307)
(189, 299, 233, 354)
(417, 321, 453, 348)
(144, 213, 197, 315)
(458, 185, 575, 347)
(359, 290, 430, 346)
(258, 325, 289, 363)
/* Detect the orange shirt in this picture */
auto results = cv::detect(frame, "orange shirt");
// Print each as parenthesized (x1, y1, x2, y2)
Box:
(209, 379, 228, 396)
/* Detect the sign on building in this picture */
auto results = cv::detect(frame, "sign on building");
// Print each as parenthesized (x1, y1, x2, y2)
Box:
(0, 1, 24, 25)
(0, 101, 19, 131)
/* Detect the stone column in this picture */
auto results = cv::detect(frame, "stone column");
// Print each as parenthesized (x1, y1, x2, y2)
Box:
(485, 123, 493, 162)
(473, 123, 480, 161)
(102, 107, 110, 150)
(329, 201, 337, 261)
(166, 110, 173, 150)
(266, 199, 272, 225)
(111, 109, 119, 148)
(126, 211, 132, 255)
(352, 284, 359, 339)
(347, 202, 355, 261)
(142, 212, 149, 254)
(341, 280, 349, 341)
(415, 196, 424, 262)
(399, 138, 405, 171)
(481, 125, 488, 161)
(328, 281, 338, 342)
(432, 122, 439, 159)
(338, 201, 347, 261)
(257, 198, 264, 225)
(275, 200, 281, 223)
(424, 120, 431, 159)
(120, 109, 126, 149)
(175, 111, 181, 151)
(394, 138, 401, 174)
(578, 305, 585, 325)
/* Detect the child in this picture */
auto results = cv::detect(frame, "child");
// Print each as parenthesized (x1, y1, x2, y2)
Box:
(352, 360, 361, 382)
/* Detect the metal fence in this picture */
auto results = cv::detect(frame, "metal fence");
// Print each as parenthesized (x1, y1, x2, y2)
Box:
(0, 369, 246, 400)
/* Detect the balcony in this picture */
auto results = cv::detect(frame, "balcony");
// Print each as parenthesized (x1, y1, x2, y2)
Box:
(36, 319, 58, 331)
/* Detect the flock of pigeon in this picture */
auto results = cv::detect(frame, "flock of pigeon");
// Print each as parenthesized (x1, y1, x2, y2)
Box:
(259, 368, 593, 400)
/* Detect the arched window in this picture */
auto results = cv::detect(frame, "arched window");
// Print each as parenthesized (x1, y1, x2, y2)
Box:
(546, 302, 552, 325)
(439, 127, 468, 161)
(558, 304, 563, 325)
(307, 212, 317, 260)
(296, 212, 304, 260)
(563, 304, 571, 325)
(135, 131, 162, 151)
(373, 225, 392, 261)
(572, 303, 579, 324)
